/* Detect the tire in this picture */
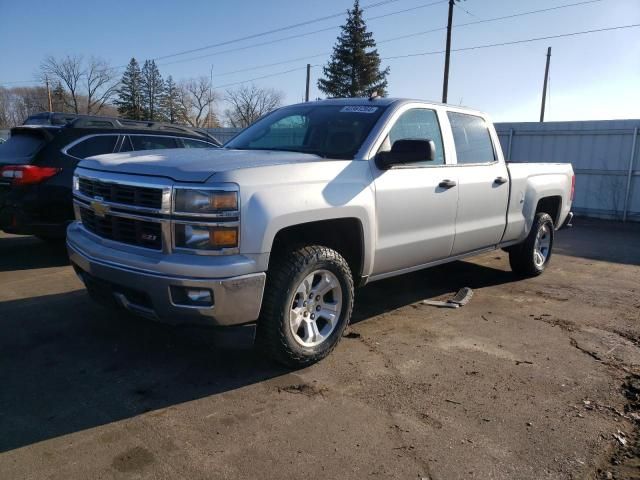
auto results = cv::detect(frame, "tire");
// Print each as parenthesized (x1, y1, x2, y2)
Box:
(257, 245, 354, 368)
(509, 212, 554, 277)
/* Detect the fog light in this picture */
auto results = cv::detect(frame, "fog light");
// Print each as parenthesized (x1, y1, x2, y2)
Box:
(170, 286, 214, 307)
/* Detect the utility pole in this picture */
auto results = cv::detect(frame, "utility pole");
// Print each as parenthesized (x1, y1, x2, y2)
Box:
(208, 65, 214, 128)
(540, 47, 551, 122)
(441, 0, 455, 103)
(45, 75, 52, 112)
(305, 64, 311, 102)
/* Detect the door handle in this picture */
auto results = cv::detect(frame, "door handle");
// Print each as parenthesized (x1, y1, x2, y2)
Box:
(494, 176, 508, 185)
(438, 179, 457, 189)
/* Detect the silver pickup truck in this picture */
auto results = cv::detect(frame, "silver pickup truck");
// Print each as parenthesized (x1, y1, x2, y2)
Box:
(67, 98, 574, 366)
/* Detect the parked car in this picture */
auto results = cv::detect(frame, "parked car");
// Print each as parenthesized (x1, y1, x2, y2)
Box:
(0, 113, 221, 240)
(67, 98, 574, 367)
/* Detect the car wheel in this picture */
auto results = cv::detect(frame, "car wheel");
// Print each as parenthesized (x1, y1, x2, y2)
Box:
(509, 212, 554, 277)
(257, 245, 354, 368)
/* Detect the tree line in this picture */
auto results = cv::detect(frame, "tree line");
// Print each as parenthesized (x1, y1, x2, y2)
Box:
(0, 56, 284, 129)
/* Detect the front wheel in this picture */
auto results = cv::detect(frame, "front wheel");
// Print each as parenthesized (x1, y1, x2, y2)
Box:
(257, 245, 354, 368)
(509, 212, 555, 277)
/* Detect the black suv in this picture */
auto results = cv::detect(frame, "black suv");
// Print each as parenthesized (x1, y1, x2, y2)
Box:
(0, 113, 221, 240)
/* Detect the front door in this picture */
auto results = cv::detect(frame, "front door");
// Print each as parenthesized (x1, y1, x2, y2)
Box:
(371, 107, 458, 276)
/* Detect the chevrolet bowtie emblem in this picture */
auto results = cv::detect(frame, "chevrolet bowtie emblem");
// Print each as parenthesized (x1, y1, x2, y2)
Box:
(90, 200, 110, 218)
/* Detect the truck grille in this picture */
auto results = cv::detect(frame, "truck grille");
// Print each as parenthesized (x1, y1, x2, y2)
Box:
(79, 207, 162, 250)
(78, 177, 163, 210)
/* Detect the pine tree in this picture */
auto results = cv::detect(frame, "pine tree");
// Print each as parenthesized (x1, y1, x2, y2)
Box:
(141, 60, 165, 121)
(51, 82, 67, 112)
(160, 75, 184, 124)
(318, 0, 389, 98)
(115, 58, 143, 120)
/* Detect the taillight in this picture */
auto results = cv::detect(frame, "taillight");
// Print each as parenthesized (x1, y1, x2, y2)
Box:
(0, 165, 61, 186)
(570, 174, 576, 201)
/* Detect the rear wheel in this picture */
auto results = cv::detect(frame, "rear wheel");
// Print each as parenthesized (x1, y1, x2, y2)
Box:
(257, 245, 354, 368)
(509, 212, 554, 277)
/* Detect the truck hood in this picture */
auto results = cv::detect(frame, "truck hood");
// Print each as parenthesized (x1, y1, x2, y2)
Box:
(79, 148, 325, 183)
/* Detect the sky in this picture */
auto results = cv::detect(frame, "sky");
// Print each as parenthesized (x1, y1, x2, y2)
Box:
(0, 0, 638, 122)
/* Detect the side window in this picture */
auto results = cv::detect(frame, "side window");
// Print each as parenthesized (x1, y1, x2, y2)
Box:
(447, 112, 495, 164)
(383, 108, 445, 165)
(182, 138, 213, 148)
(130, 135, 179, 151)
(66, 135, 118, 158)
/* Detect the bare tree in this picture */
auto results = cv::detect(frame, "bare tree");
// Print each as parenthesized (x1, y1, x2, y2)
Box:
(178, 77, 219, 128)
(224, 84, 283, 128)
(40, 55, 84, 113)
(0, 86, 50, 127)
(85, 57, 118, 115)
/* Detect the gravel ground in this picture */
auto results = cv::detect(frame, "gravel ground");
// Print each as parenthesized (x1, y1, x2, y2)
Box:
(0, 219, 639, 479)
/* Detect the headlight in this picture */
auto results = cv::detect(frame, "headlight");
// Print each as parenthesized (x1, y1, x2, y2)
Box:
(175, 224, 238, 251)
(73, 175, 79, 192)
(174, 189, 238, 214)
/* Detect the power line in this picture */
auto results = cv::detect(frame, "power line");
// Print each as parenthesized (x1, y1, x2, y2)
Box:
(0, 0, 445, 85)
(213, 66, 309, 90)
(209, 0, 608, 79)
(455, 1, 479, 19)
(382, 23, 640, 60)
(213, 23, 639, 90)
(0, 1, 624, 88)
(156, 0, 447, 68)
(153, 0, 412, 62)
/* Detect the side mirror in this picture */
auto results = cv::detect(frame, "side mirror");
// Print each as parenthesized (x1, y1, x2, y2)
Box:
(375, 139, 436, 169)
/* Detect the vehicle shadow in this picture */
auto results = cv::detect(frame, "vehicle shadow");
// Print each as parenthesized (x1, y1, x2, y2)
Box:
(0, 234, 69, 272)
(0, 289, 286, 453)
(553, 218, 640, 267)
(0, 258, 514, 453)
(352, 259, 514, 323)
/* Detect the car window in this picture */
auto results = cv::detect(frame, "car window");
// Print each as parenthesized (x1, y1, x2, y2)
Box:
(382, 108, 445, 165)
(0, 133, 45, 163)
(248, 115, 308, 149)
(226, 105, 387, 160)
(130, 135, 178, 151)
(447, 112, 495, 165)
(119, 136, 134, 152)
(182, 138, 213, 149)
(66, 135, 118, 159)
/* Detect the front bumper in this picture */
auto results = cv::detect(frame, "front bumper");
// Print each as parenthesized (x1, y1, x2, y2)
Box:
(67, 224, 266, 327)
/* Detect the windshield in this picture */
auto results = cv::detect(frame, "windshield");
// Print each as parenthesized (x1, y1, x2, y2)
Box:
(225, 104, 387, 160)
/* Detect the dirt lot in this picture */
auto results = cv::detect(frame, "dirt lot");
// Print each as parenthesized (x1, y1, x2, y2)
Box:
(1, 219, 639, 479)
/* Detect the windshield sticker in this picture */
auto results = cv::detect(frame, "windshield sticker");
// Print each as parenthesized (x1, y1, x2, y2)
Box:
(340, 106, 379, 114)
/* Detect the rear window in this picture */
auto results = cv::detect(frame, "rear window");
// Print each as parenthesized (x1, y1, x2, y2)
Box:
(67, 135, 118, 158)
(131, 135, 178, 151)
(0, 133, 45, 164)
(447, 112, 495, 164)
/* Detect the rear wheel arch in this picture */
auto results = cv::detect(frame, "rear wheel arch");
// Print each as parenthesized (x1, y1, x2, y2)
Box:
(535, 195, 562, 227)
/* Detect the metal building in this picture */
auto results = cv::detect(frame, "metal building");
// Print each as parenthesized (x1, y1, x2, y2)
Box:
(496, 120, 640, 222)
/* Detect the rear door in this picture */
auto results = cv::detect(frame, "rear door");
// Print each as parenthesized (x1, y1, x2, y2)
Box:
(447, 111, 509, 255)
